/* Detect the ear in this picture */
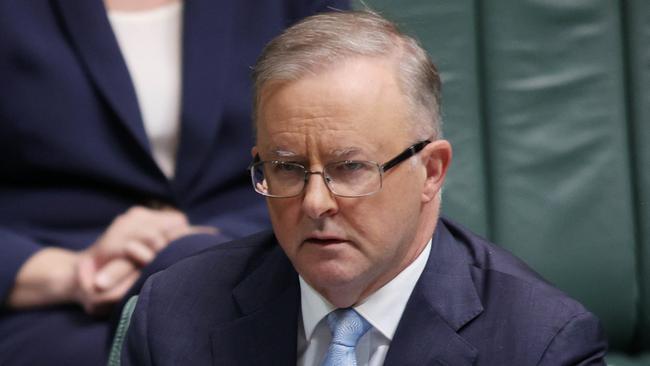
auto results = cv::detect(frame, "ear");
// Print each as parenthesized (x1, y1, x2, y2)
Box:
(420, 140, 452, 203)
(251, 146, 258, 158)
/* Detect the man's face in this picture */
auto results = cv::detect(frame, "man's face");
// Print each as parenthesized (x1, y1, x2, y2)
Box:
(254, 57, 438, 304)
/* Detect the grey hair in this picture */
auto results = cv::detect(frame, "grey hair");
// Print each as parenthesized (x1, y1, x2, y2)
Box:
(251, 10, 442, 140)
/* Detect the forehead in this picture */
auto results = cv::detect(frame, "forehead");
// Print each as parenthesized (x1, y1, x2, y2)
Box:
(255, 57, 412, 157)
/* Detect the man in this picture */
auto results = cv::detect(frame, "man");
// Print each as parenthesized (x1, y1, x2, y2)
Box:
(122, 10, 607, 365)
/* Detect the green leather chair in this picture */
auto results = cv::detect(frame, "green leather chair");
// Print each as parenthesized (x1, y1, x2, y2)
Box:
(108, 295, 138, 366)
(354, 0, 650, 363)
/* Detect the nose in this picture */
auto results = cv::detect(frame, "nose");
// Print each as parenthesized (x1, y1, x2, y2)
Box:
(301, 172, 338, 219)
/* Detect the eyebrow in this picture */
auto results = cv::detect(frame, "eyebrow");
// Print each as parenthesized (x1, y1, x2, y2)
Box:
(273, 149, 297, 158)
(265, 146, 364, 160)
(329, 147, 362, 159)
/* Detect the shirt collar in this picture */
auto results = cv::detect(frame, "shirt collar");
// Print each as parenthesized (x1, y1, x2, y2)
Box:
(299, 239, 432, 341)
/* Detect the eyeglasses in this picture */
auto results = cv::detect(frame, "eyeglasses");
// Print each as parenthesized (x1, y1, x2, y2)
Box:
(249, 140, 430, 198)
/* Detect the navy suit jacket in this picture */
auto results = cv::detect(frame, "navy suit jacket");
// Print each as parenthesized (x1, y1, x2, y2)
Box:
(122, 217, 607, 365)
(0, 0, 348, 303)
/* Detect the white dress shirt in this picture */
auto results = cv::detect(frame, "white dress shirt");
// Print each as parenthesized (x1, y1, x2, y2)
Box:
(297, 240, 432, 366)
(108, 2, 183, 178)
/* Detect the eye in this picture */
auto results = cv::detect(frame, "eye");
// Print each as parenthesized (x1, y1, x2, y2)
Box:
(271, 162, 303, 174)
(328, 161, 372, 177)
(339, 161, 365, 171)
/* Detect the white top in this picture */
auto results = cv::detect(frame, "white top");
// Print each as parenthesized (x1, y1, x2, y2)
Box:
(108, 2, 183, 178)
(297, 240, 432, 366)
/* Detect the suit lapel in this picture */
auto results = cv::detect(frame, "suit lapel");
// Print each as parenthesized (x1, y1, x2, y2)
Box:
(173, 0, 234, 189)
(384, 222, 484, 366)
(209, 245, 299, 365)
(210, 221, 485, 365)
(53, 0, 150, 154)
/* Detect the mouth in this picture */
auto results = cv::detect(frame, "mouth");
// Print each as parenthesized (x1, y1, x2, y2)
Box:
(303, 235, 348, 246)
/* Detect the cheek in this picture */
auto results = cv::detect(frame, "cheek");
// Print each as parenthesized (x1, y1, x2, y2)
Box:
(267, 197, 299, 216)
(344, 186, 420, 248)
(267, 200, 301, 241)
(341, 198, 399, 247)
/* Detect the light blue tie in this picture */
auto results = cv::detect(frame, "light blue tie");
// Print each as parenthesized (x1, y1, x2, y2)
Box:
(321, 308, 371, 366)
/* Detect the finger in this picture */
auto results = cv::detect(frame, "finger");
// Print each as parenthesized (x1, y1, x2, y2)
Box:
(93, 258, 137, 292)
(124, 240, 156, 266)
(88, 270, 140, 316)
(159, 212, 190, 236)
(89, 209, 146, 261)
(104, 270, 139, 300)
(132, 209, 189, 247)
(123, 206, 174, 232)
(85, 270, 140, 317)
(124, 205, 155, 220)
(148, 208, 188, 227)
(166, 225, 219, 241)
(132, 227, 168, 252)
(187, 225, 219, 235)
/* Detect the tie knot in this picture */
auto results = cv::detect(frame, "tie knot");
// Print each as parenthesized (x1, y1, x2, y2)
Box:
(326, 308, 371, 347)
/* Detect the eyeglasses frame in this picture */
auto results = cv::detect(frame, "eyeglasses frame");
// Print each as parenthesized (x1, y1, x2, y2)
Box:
(249, 140, 431, 198)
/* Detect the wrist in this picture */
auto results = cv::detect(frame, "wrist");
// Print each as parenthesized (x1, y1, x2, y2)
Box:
(7, 248, 81, 308)
(48, 249, 82, 303)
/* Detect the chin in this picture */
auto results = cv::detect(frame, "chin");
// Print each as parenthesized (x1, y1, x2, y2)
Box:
(301, 260, 366, 293)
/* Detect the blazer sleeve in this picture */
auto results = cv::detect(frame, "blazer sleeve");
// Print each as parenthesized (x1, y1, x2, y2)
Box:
(537, 311, 608, 366)
(0, 228, 43, 304)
